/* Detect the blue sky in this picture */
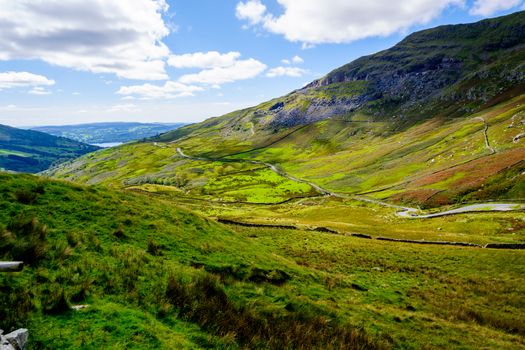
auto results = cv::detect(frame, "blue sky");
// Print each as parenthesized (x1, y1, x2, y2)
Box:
(0, 0, 523, 127)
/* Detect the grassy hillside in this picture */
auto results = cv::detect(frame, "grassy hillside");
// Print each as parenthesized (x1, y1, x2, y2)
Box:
(47, 94, 525, 207)
(0, 125, 99, 173)
(1, 173, 525, 349)
(46, 12, 525, 208)
(32, 122, 186, 145)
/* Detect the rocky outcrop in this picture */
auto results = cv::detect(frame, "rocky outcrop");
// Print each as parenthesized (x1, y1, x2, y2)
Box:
(0, 329, 28, 350)
(270, 95, 368, 128)
(297, 11, 525, 123)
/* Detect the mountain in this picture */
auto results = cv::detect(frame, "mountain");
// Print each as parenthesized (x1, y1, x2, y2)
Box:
(0, 124, 99, 173)
(155, 11, 525, 141)
(32, 122, 186, 145)
(47, 12, 525, 207)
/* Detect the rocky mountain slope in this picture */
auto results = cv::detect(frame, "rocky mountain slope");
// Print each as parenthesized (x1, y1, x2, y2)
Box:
(0, 125, 99, 173)
(156, 11, 525, 139)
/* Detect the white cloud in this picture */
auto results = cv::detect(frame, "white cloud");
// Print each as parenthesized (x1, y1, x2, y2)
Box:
(28, 87, 52, 95)
(266, 66, 307, 78)
(168, 51, 242, 69)
(235, 0, 267, 24)
(281, 55, 303, 64)
(469, 0, 522, 16)
(107, 103, 141, 113)
(179, 58, 267, 85)
(117, 81, 204, 99)
(292, 55, 304, 64)
(236, 0, 464, 44)
(72, 92, 81, 95)
(0, 0, 171, 80)
(0, 71, 55, 90)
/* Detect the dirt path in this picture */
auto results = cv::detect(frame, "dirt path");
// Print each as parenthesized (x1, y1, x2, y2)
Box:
(474, 116, 495, 154)
(176, 147, 524, 219)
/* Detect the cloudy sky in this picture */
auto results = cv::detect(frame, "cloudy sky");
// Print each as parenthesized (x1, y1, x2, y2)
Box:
(0, 0, 523, 127)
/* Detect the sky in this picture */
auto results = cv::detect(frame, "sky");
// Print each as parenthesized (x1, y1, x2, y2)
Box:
(0, 0, 523, 127)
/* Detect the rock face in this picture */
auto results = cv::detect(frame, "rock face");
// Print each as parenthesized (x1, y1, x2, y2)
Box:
(298, 11, 525, 119)
(0, 329, 28, 350)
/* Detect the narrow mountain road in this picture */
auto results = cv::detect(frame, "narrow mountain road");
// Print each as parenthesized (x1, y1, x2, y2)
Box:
(175, 147, 525, 219)
(397, 203, 525, 218)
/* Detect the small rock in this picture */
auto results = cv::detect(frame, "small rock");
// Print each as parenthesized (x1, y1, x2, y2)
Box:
(4, 329, 28, 350)
(1, 338, 16, 350)
(71, 304, 89, 311)
(372, 267, 382, 271)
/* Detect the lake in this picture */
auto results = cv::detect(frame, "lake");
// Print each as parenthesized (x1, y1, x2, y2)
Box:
(92, 142, 124, 148)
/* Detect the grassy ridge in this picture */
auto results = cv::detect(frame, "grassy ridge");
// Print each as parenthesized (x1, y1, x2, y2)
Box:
(0, 124, 99, 173)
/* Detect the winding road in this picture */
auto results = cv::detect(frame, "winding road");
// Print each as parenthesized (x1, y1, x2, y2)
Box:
(175, 147, 525, 219)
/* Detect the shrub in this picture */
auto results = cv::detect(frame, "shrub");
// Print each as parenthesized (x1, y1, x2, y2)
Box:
(147, 239, 162, 256)
(0, 283, 32, 331)
(14, 189, 38, 204)
(43, 288, 70, 315)
(1, 215, 48, 265)
(113, 227, 126, 239)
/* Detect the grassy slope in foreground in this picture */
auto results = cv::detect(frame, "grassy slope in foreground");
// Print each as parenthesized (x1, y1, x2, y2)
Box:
(0, 124, 99, 173)
(1, 173, 525, 349)
(0, 172, 383, 349)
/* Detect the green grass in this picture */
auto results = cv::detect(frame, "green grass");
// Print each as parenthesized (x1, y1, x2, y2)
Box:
(0, 173, 384, 349)
(1, 172, 525, 349)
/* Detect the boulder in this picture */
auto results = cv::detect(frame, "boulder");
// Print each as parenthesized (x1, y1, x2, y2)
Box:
(2, 329, 28, 350)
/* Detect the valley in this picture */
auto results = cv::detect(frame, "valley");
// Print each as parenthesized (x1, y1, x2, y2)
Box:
(1, 9, 525, 350)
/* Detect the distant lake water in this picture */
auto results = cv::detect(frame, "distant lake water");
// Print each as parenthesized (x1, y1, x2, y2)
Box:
(92, 142, 123, 148)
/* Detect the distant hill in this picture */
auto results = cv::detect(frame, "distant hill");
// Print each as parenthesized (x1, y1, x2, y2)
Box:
(32, 122, 186, 144)
(0, 124, 99, 173)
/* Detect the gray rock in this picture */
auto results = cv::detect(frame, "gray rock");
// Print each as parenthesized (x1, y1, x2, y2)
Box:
(0, 338, 15, 350)
(4, 329, 28, 350)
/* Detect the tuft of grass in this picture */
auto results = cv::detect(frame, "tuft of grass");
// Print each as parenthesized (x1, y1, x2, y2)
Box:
(1, 214, 48, 264)
(165, 273, 387, 350)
